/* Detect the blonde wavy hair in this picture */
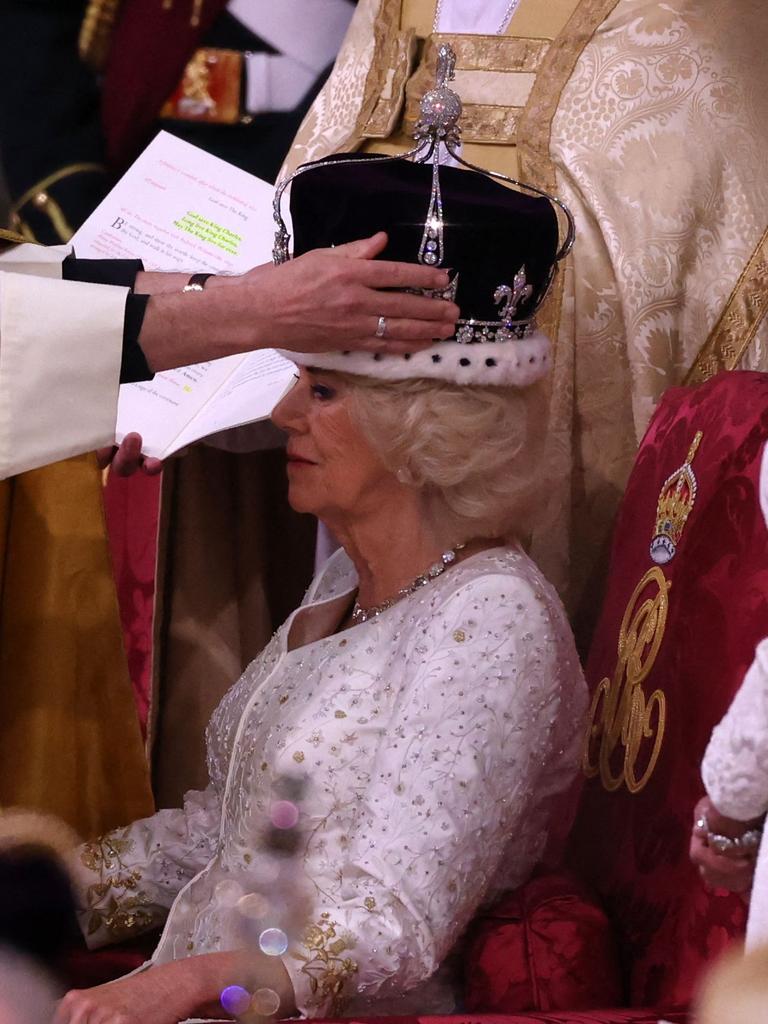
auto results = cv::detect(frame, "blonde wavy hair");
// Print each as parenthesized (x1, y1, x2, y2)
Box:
(340, 373, 548, 541)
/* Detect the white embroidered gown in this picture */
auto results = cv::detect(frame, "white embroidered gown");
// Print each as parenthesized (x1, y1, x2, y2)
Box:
(73, 545, 587, 1016)
(702, 637, 768, 950)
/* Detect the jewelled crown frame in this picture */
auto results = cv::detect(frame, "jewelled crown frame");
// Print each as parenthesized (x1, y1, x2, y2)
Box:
(272, 44, 575, 345)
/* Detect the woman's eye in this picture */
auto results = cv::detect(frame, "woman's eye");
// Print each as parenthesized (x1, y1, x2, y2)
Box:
(310, 383, 336, 401)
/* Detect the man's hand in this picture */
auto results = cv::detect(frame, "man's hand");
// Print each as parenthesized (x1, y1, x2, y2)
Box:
(137, 232, 460, 372)
(96, 432, 163, 477)
(241, 231, 459, 354)
(690, 796, 758, 896)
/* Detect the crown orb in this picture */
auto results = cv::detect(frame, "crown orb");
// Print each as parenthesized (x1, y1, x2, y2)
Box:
(649, 535, 675, 564)
(419, 86, 463, 131)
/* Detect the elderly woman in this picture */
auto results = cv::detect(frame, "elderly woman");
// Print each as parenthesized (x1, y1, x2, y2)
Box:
(59, 356, 586, 1023)
(58, 76, 588, 1022)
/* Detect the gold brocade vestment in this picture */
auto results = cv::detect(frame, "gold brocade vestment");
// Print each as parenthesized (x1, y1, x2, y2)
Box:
(284, 0, 768, 635)
(0, 460, 153, 836)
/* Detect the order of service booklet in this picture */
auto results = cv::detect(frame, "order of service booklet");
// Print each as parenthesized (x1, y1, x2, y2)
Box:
(71, 131, 297, 458)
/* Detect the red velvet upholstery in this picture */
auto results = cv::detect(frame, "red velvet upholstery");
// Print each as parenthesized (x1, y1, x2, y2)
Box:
(569, 371, 768, 1006)
(464, 872, 622, 1013)
(61, 934, 155, 989)
(103, 471, 161, 738)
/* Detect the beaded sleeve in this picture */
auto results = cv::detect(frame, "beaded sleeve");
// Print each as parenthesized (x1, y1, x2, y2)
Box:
(702, 637, 768, 822)
(71, 785, 222, 949)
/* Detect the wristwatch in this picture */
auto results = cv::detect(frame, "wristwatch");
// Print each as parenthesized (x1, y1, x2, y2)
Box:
(183, 272, 214, 292)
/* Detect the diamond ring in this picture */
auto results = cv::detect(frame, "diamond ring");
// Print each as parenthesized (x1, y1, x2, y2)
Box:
(375, 316, 387, 338)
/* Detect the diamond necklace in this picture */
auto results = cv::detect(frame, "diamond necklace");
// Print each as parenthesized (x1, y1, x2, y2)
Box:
(432, 0, 523, 35)
(351, 543, 466, 624)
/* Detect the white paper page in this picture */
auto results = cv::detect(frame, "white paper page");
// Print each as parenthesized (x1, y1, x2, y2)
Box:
(71, 131, 276, 273)
(71, 132, 290, 453)
(169, 350, 297, 453)
(115, 355, 246, 458)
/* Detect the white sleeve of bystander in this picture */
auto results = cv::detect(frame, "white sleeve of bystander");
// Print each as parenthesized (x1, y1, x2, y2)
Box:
(0, 245, 125, 478)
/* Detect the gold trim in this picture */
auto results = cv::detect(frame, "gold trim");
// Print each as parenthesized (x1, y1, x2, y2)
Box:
(429, 33, 550, 75)
(684, 227, 768, 386)
(79, 0, 123, 71)
(355, 0, 411, 139)
(0, 227, 31, 252)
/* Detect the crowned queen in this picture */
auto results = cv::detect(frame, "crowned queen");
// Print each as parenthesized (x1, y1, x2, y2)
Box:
(63, 46, 588, 1024)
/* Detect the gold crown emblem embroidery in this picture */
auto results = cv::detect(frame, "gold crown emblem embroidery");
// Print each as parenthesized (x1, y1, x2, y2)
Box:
(649, 431, 703, 565)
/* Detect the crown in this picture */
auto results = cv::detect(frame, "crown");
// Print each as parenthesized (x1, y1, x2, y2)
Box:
(649, 431, 703, 565)
(272, 45, 574, 341)
(272, 44, 576, 386)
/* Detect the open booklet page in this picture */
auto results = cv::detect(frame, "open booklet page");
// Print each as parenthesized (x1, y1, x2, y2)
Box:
(70, 130, 297, 452)
(111, 350, 296, 459)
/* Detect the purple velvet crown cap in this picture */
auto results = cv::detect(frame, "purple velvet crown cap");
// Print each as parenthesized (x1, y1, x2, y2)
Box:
(288, 152, 560, 328)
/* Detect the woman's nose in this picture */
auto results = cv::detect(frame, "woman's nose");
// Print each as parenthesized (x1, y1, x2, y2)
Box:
(271, 371, 309, 432)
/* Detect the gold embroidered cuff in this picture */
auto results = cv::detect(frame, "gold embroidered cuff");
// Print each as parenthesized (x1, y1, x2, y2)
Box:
(291, 912, 359, 1015)
(78, 830, 158, 944)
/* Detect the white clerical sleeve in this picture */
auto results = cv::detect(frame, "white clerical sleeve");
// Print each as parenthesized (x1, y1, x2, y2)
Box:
(71, 785, 222, 949)
(283, 573, 585, 1016)
(702, 637, 768, 822)
(0, 244, 126, 479)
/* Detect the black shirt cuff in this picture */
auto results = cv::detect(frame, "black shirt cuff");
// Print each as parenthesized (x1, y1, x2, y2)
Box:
(61, 255, 153, 383)
(121, 294, 153, 383)
(62, 254, 144, 290)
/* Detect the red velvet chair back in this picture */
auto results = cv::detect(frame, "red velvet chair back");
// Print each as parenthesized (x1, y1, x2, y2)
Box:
(569, 371, 768, 1007)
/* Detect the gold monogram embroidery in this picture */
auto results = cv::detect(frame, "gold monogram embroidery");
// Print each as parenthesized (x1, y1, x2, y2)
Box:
(582, 567, 669, 794)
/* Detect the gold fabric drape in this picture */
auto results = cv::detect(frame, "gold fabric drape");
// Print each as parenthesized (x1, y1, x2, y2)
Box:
(0, 456, 153, 836)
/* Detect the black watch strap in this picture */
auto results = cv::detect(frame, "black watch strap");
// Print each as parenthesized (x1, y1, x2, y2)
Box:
(182, 272, 214, 292)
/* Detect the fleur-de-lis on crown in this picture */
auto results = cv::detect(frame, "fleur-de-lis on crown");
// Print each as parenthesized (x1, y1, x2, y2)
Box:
(494, 267, 533, 325)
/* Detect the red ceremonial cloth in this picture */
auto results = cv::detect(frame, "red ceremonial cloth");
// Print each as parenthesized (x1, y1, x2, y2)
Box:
(569, 371, 768, 1007)
(304, 1013, 687, 1024)
(103, 471, 161, 737)
(101, 0, 230, 170)
(463, 871, 622, 1012)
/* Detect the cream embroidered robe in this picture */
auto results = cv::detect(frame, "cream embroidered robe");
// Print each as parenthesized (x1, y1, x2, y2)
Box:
(282, 0, 768, 632)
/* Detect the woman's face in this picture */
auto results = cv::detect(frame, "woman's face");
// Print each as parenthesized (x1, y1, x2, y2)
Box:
(271, 368, 398, 521)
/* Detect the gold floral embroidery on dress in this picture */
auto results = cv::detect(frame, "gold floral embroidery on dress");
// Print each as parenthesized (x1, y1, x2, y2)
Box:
(79, 830, 157, 940)
(295, 912, 358, 1013)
